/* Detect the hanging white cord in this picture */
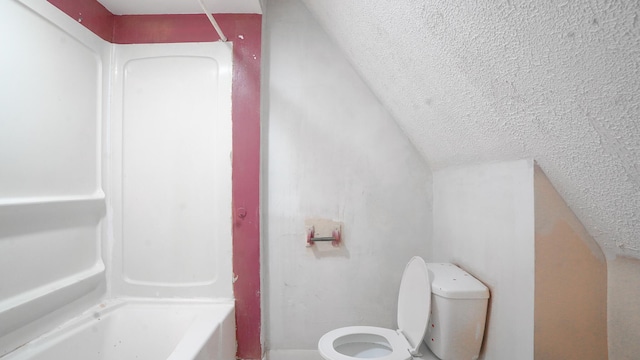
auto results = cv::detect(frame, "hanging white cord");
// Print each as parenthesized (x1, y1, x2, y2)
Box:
(197, 0, 227, 42)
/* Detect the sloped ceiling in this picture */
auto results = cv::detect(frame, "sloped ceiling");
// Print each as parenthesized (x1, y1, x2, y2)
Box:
(299, 0, 640, 259)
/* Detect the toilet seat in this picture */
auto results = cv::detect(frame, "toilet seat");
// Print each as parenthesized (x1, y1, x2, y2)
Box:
(318, 326, 412, 360)
(318, 257, 432, 360)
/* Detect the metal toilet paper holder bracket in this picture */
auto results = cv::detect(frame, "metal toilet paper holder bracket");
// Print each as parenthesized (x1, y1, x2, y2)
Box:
(306, 226, 341, 247)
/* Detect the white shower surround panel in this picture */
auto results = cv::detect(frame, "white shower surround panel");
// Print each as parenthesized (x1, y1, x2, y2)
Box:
(0, 0, 102, 198)
(300, 0, 640, 258)
(109, 42, 233, 299)
(0, 0, 114, 356)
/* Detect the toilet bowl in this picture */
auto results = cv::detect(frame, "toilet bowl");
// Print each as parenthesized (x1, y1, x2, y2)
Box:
(318, 326, 413, 360)
(318, 257, 431, 360)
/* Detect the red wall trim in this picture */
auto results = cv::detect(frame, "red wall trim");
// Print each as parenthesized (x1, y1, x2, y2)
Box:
(47, 3, 262, 359)
(228, 15, 263, 360)
(113, 14, 215, 44)
(47, 0, 114, 41)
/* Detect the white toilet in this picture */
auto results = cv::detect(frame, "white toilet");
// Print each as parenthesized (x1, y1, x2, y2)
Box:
(318, 258, 489, 360)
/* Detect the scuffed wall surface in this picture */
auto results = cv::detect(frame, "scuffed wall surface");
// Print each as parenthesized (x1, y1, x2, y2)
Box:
(534, 166, 607, 360)
(264, 0, 432, 354)
(299, 0, 640, 259)
(608, 256, 640, 360)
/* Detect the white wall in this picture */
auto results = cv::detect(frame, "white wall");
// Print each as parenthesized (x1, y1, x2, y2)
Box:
(432, 160, 535, 360)
(0, 0, 110, 355)
(264, 0, 433, 357)
(608, 256, 640, 359)
(107, 43, 233, 300)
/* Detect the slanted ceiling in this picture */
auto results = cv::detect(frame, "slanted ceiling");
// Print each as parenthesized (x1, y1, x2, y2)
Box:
(300, 0, 640, 259)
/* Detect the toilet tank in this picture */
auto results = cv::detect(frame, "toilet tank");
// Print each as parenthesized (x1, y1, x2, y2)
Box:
(425, 263, 489, 360)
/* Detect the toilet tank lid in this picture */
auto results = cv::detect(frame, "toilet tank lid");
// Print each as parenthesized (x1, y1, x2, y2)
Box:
(426, 263, 490, 299)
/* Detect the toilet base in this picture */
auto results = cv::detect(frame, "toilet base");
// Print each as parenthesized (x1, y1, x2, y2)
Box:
(414, 341, 440, 360)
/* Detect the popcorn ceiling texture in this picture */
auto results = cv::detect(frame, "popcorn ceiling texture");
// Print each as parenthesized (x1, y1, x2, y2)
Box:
(300, 0, 640, 259)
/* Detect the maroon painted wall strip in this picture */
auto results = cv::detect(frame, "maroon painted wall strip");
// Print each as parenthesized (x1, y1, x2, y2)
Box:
(113, 14, 215, 44)
(47, 0, 114, 41)
(46, 3, 262, 359)
(228, 15, 263, 360)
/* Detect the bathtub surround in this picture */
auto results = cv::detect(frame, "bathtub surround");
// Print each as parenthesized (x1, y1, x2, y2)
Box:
(47, 2, 264, 359)
(263, 0, 432, 358)
(1, 0, 262, 358)
(0, 0, 109, 355)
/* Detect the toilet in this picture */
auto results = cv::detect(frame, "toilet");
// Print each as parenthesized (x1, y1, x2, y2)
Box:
(318, 258, 489, 360)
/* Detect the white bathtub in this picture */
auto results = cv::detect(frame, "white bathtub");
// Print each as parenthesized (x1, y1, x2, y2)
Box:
(1, 300, 235, 360)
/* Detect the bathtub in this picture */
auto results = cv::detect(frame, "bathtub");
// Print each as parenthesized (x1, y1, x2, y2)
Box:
(1, 299, 235, 360)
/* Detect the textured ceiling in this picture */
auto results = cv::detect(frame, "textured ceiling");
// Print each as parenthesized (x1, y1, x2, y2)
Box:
(299, 0, 640, 258)
(96, 0, 262, 15)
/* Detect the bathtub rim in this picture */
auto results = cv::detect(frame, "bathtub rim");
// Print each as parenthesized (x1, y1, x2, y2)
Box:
(0, 297, 235, 360)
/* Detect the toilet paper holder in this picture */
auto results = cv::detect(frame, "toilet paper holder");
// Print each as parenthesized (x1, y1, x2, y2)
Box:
(306, 226, 341, 247)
